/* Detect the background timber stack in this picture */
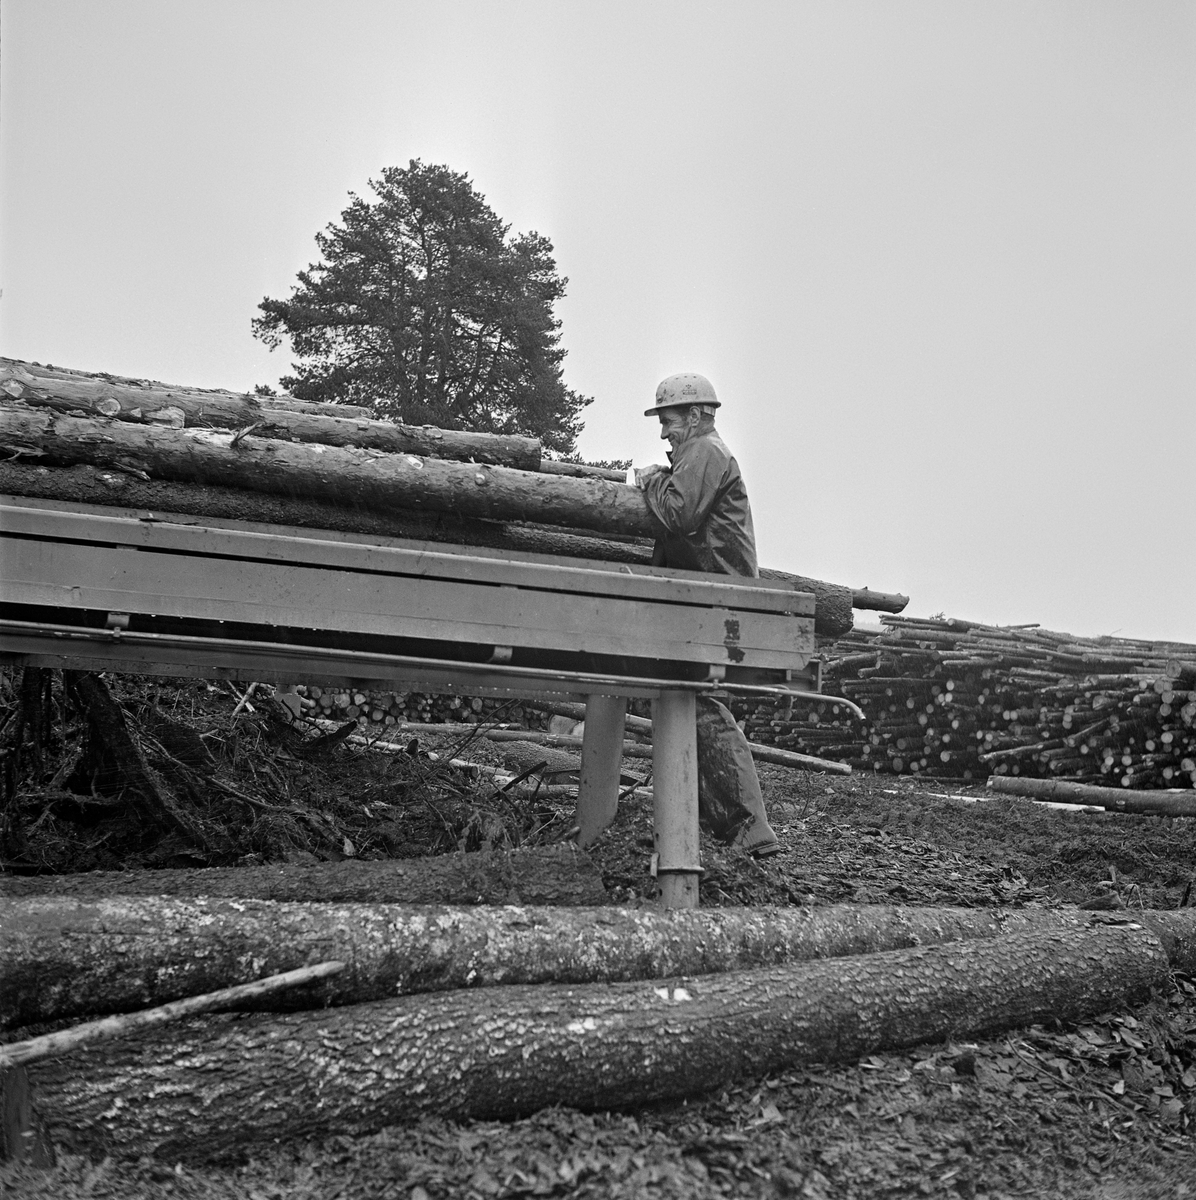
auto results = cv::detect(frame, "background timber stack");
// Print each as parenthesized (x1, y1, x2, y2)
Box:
(726, 616, 1196, 789)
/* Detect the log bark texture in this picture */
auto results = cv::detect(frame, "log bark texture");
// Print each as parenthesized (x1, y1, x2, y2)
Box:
(987, 776, 1196, 816)
(1, 358, 543, 467)
(0, 845, 604, 907)
(0, 357, 370, 420)
(26, 922, 1169, 1162)
(0, 963, 345, 1068)
(0, 460, 880, 637)
(0, 461, 647, 565)
(8, 899, 1163, 1029)
(850, 587, 910, 614)
(0, 406, 655, 536)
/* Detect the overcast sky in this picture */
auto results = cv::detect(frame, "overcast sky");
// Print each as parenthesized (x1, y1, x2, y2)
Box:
(2, 1, 1193, 643)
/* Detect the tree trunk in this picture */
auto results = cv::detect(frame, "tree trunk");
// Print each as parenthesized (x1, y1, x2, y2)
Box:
(7, 896, 1181, 1031)
(0, 844, 605, 907)
(26, 921, 1170, 1162)
(0, 406, 656, 537)
(987, 776, 1196, 816)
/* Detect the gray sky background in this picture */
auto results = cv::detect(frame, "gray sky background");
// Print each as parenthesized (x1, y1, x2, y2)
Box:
(2, 1, 1193, 642)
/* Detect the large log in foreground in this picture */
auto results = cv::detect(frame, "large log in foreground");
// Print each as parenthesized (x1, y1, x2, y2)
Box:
(0, 845, 605, 907)
(10, 898, 1170, 1029)
(0, 405, 656, 537)
(1, 357, 540, 469)
(28, 922, 1170, 1162)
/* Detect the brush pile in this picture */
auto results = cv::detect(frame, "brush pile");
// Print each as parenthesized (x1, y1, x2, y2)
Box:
(732, 616, 1196, 789)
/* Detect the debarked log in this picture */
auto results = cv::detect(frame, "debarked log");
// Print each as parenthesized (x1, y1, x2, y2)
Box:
(0, 845, 605, 907)
(1, 357, 541, 469)
(8, 899, 1166, 1029)
(987, 776, 1196, 817)
(0, 406, 656, 537)
(28, 921, 1170, 1162)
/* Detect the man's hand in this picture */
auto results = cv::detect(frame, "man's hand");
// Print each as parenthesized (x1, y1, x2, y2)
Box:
(633, 464, 668, 490)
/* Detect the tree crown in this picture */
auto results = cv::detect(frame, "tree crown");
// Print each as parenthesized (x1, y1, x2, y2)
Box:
(253, 160, 590, 454)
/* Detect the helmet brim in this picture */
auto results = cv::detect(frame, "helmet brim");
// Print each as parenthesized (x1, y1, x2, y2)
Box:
(643, 400, 721, 418)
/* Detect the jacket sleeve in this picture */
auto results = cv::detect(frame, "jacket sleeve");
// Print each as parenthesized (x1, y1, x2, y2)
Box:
(641, 440, 726, 535)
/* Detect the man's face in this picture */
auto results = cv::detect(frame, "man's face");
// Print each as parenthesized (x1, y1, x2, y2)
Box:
(658, 407, 698, 450)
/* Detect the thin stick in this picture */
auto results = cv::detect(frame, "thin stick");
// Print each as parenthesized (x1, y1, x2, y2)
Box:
(0, 961, 345, 1069)
(230, 681, 258, 718)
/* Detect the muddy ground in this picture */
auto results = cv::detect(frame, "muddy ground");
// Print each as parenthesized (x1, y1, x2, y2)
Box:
(2, 675, 1195, 1199)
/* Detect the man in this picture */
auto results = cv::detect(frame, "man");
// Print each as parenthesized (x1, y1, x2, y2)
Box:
(635, 373, 781, 857)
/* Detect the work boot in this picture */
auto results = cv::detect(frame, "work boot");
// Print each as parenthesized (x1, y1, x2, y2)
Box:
(732, 820, 782, 858)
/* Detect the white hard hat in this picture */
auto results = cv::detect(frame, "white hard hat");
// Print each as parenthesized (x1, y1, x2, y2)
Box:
(644, 373, 720, 417)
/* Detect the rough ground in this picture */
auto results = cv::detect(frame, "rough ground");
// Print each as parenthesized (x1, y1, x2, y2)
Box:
(2, 676, 1195, 1199)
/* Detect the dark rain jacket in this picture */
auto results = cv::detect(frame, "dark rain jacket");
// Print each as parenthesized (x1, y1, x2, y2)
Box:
(641, 428, 758, 578)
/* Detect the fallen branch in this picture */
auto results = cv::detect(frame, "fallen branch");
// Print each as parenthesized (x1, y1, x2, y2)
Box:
(0, 963, 345, 1069)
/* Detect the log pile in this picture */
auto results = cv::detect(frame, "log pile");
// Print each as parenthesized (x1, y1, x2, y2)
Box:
(729, 616, 1196, 790)
(0, 357, 905, 639)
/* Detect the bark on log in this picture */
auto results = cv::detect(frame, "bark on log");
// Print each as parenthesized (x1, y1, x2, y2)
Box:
(0, 845, 605, 907)
(0, 357, 370, 420)
(0, 406, 655, 536)
(987, 776, 1196, 817)
(0, 361, 541, 468)
(760, 568, 854, 638)
(0, 963, 346, 1068)
(26, 922, 1170, 1162)
(850, 587, 910, 614)
(6, 896, 1181, 1031)
(538, 461, 626, 481)
(0, 461, 646, 565)
(0, 459, 868, 637)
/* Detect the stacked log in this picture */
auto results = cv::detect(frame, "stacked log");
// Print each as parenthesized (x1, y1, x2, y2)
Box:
(728, 617, 1196, 789)
(0, 357, 906, 638)
(289, 685, 547, 731)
